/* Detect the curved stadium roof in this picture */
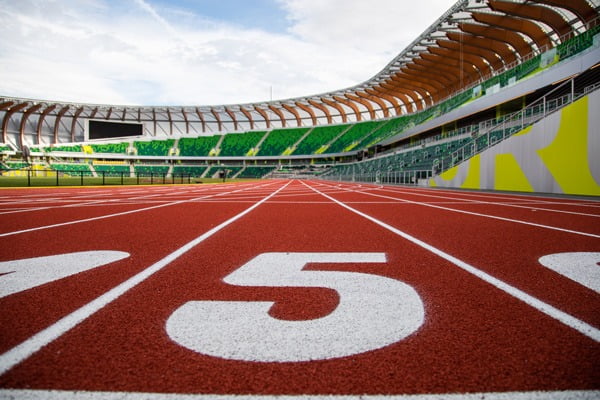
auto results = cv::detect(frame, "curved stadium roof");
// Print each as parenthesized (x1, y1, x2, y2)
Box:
(1, 0, 599, 146)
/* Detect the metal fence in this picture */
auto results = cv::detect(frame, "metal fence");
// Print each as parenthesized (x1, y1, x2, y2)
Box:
(323, 169, 433, 186)
(0, 169, 195, 187)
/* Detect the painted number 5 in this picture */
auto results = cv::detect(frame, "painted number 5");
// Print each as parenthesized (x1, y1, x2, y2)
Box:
(166, 252, 425, 362)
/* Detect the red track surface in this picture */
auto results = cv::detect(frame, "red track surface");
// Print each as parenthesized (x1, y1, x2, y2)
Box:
(0, 180, 598, 399)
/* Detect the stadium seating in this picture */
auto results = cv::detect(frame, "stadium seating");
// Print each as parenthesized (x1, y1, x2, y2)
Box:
(90, 142, 129, 154)
(178, 136, 220, 156)
(45, 145, 82, 153)
(293, 125, 349, 155)
(219, 131, 266, 156)
(257, 128, 309, 156)
(327, 120, 386, 153)
(134, 165, 170, 175)
(51, 163, 93, 174)
(135, 140, 175, 156)
(556, 25, 600, 60)
(236, 166, 277, 178)
(204, 165, 243, 178)
(172, 165, 207, 177)
(5, 161, 30, 169)
(94, 162, 130, 175)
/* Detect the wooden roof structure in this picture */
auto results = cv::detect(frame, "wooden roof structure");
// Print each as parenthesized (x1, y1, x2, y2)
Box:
(1, 0, 599, 144)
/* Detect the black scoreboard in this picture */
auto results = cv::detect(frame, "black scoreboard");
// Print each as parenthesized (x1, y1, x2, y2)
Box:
(86, 120, 144, 140)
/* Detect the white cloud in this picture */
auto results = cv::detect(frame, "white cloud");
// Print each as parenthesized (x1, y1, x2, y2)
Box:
(0, 0, 455, 106)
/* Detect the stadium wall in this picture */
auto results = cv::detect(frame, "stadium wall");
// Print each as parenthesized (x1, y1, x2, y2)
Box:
(428, 90, 600, 197)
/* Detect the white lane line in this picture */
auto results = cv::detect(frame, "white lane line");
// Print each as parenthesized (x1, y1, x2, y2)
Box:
(303, 181, 600, 342)
(377, 185, 600, 218)
(0, 180, 290, 376)
(378, 182, 600, 207)
(0, 389, 598, 400)
(320, 182, 600, 239)
(0, 185, 228, 215)
(0, 182, 279, 238)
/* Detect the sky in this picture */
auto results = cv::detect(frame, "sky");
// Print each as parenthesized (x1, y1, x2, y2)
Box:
(0, 0, 455, 107)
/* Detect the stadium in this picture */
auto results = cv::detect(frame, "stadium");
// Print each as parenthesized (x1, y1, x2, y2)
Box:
(0, 0, 599, 398)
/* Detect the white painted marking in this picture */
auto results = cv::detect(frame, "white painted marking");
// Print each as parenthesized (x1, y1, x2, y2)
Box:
(303, 181, 600, 342)
(167, 252, 424, 362)
(0, 181, 278, 238)
(349, 186, 600, 239)
(538, 252, 600, 294)
(0, 181, 290, 376)
(0, 251, 130, 299)
(388, 186, 600, 218)
(0, 389, 598, 399)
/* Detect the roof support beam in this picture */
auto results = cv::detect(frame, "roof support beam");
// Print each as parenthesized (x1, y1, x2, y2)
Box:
(210, 108, 223, 132)
(333, 95, 363, 122)
(253, 106, 270, 129)
(225, 107, 239, 131)
(345, 93, 376, 120)
(459, 22, 533, 58)
(321, 98, 348, 123)
(377, 82, 420, 112)
(70, 107, 84, 142)
(389, 72, 443, 103)
(538, 0, 597, 26)
(195, 108, 207, 133)
(1, 102, 27, 143)
(240, 106, 255, 130)
(471, 12, 552, 51)
(365, 88, 403, 116)
(437, 39, 505, 71)
(307, 100, 333, 124)
(383, 77, 434, 107)
(403, 63, 455, 88)
(36, 104, 57, 145)
(295, 102, 318, 125)
(53, 106, 70, 145)
(488, 0, 573, 40)
(166, 108, 173, 135)
(181, 107, 190, 134)
(354, 91, 390, 118)
(19, 104, 42, 148)
(429, 45, 492, 77)
(268, 105, 287, 127)
(281, 104, 303, 127)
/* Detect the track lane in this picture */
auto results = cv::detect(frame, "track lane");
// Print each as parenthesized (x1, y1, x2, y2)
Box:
(1, 180, 597, 396)
(378, 186, 600, 233)
(0, 180, 290, 378)
(315, 182, 599, 238)
(312, 181, 600, 328)
(0, 182, 274, 236)
(394, 185, 600, 208)
(0, 181, 286, 355)
(391, 186, 600, 220)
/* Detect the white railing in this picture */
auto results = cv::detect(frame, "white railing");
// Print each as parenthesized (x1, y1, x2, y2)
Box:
(437, 76, 594, 174)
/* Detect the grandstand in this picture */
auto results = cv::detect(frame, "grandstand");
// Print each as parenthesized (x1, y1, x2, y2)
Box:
(1, 0, 599, 195)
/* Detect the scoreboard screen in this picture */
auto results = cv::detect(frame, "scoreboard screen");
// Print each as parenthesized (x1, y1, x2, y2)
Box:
(86, 120, 144, 140)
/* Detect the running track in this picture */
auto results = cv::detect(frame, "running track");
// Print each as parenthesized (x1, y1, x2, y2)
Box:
(0, 180, 598, 399)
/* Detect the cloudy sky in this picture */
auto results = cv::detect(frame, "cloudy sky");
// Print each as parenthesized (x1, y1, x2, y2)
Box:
(0, 0, 454, 106)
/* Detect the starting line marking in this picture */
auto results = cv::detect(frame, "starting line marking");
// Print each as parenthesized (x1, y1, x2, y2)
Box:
(303, 181, 600, 342)
(0, 389, 598, 400)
